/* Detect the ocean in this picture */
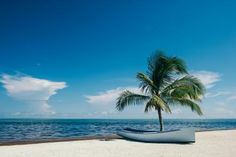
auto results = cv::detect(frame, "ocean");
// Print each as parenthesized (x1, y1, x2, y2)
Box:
(0, 119, 236, 142)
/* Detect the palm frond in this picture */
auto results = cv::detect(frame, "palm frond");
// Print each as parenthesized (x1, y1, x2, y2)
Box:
(144, 95, 171, 113)
(169, 98, 203, 115)
(136, 72, 158, 94)
(147, 51, 188, 91)
(161, 75, 205, 101)
(115, 51, 205, 124)
(116, 90, 150, 111)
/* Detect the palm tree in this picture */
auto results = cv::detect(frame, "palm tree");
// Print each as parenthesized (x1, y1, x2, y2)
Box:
(116, 52, 205, 131)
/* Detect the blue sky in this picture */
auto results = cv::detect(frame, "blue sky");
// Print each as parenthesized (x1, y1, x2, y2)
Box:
(0, 0, 236, 118)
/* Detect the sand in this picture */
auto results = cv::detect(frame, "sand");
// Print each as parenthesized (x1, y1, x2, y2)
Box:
(0, 130, 235, 157)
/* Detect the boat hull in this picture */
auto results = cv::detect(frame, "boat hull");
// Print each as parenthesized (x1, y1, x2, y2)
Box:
(117, 128, 195, 143)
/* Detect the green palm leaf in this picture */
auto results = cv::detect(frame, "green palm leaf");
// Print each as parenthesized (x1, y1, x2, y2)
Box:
(162, 75, 205, 101)
(147, 51, 188, 91)
(115, 51, 205, 131)
(116, 90, 150, 111)
(144, 95, 171, 113)
(169, 98, 203, 115)
(136, 72, 157, 94)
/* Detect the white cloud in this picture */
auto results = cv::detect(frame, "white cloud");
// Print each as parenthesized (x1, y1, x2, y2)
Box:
(86, 70, 221, 106)
(228, 95, 236, 101)
(86, 87, 142, 105)
(205, 90, 236, 102)
(209, 104, 236, 118)
(192, 71, 221, 88)
(205, 91, 230, 98)
(214, 107, 236, 116)
(0, 74, 67, 114)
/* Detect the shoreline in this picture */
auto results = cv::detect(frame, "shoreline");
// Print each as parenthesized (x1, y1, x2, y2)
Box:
(1, 128, 236, 146)
(0, 130, 235, 157)
(0, 135, 121, 146)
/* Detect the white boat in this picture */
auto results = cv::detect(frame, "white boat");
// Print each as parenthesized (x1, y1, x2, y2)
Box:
(117, 128, 195, 143)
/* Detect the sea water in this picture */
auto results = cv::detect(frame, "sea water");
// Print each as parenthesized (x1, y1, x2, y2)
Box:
(0, 119, 236, 142)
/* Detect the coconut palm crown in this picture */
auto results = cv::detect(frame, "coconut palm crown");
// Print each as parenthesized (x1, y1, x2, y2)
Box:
(116, 52, 205, 131)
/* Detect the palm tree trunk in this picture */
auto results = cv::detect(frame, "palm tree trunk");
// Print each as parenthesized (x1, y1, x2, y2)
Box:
(157, 108, 163, 131)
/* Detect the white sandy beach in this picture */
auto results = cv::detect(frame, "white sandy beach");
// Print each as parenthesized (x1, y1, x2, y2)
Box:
(0, 130, 235, 157)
